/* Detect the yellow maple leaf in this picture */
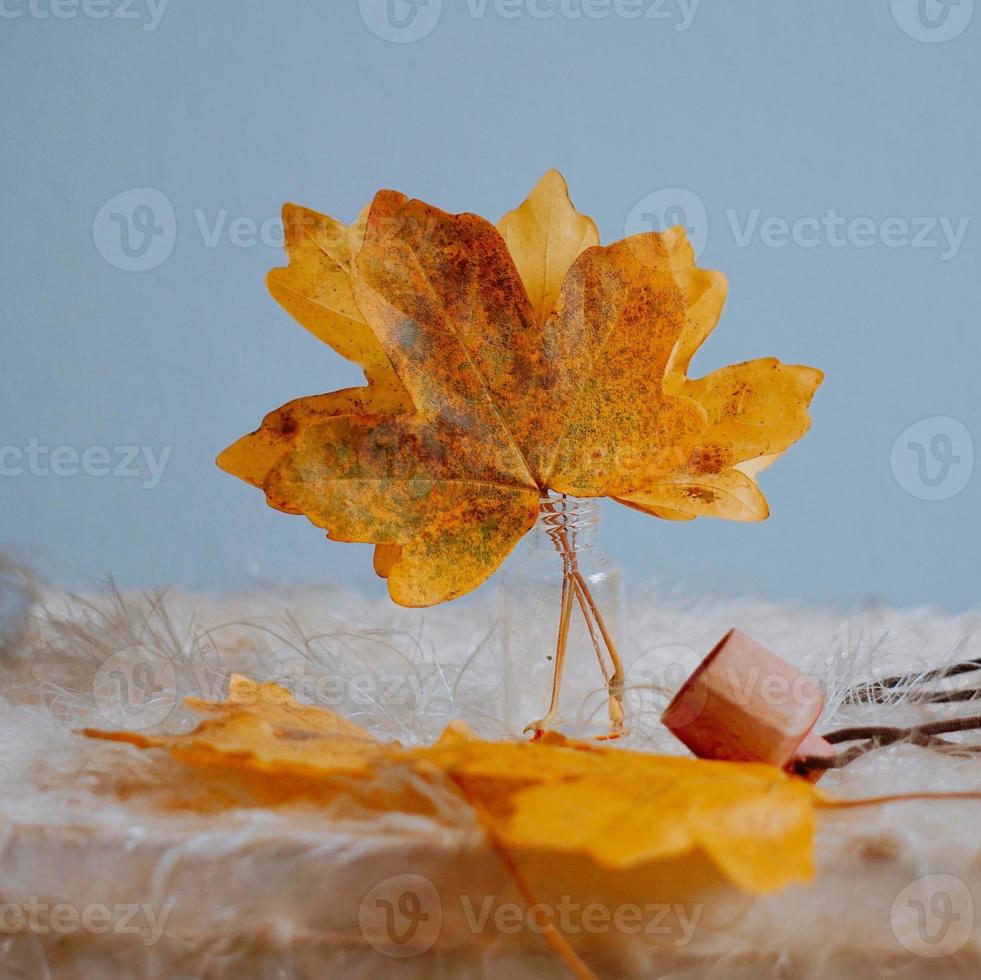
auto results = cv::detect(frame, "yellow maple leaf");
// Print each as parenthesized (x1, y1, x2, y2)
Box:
(85, 675, 818, 895)
(216, 204, 411, 574)
(86, 674, 383, 777)
(218, 173, 821, 605)
(497, 169, 600, 327)
(419, 733, 815, 894)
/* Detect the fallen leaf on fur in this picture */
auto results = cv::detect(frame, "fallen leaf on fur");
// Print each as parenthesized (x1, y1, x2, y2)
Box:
(85, 674, 389, 778)
(218, 173, 822, 606)
(420, 733, 816, 893)
(85, 676, 818, 894)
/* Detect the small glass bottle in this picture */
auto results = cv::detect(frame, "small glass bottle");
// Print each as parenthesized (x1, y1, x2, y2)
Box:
(499, 495, 627, 739)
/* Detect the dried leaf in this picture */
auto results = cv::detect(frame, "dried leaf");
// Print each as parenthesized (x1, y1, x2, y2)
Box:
(479, 753, 815, 893)
(257, 191, 545, 606)
(219, 174, 822, 605)
(219, 205, 410, 486)
(217, 205, 411, 573)
(86, 674, 386, 778)
(418, 733, 814, 893)
(85, 676, 819, 895)
(265, 203, 404, 400)
(497, 169, 599, 327)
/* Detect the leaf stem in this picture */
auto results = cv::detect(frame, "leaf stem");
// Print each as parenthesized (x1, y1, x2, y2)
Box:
(452, 779, 600, 980)
(526, 562, 576, 737)
(818, 791, 981, 810)
(538, 492, 626, 735)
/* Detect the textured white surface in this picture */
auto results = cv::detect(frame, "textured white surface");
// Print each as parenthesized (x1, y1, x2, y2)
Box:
(0, 561, 980, 978)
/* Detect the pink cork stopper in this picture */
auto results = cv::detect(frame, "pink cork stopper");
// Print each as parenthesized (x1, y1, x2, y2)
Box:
(662, 629, 828, 774)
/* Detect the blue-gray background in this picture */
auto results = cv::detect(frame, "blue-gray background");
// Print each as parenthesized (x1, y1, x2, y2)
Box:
(2, 0, 978, 610)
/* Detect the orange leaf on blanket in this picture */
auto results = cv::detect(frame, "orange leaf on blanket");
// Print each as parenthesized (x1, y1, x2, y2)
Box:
(217, 171, 822, 607)
(85, 675, 820, 895)
(84, 674, 388, 778)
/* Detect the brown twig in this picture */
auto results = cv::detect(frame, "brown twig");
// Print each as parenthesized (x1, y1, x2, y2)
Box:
(796, 714, 981, 773)
(842, 659, 981, 704)
(825, 715, 981, 745)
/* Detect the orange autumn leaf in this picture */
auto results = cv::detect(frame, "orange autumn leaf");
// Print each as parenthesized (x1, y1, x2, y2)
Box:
(85, 674, 385, 779)
(218, 173, 822, 606)
(497, 169, 600, 327)
(216, 204, 410, 576)
(85, 676, 819, 895)
(217, 205, 410, 491)
(421, 735, 816, 894)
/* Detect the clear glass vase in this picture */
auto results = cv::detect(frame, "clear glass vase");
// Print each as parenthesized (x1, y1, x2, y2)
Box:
(499, 495, 627, 739)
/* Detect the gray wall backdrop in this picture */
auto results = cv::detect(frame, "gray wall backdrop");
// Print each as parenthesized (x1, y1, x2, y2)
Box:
(1, 0, 978, 609)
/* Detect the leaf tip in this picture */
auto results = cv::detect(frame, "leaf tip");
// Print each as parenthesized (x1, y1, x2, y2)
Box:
(215, 441, 241, 477)
(373, 543, 401, 580)
(264, 267, 293, 317)
(802, 365, 825, 395)
(539, 167, 568, 188)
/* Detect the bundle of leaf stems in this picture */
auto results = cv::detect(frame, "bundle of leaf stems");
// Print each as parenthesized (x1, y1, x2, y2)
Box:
(529, 492, 626, 740)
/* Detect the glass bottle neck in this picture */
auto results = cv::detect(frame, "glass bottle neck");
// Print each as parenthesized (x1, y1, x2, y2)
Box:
(529, 496, 600, 552)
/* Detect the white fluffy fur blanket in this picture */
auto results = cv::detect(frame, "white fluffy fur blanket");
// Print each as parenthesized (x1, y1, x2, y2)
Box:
(0, 559, 979, 979)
